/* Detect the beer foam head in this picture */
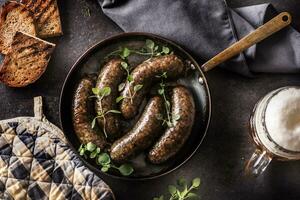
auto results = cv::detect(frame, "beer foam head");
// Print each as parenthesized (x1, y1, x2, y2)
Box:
(265, 88, 300, 152)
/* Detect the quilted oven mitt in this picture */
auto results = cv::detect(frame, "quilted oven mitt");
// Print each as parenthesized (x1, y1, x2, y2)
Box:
(0, 97, 115, 200)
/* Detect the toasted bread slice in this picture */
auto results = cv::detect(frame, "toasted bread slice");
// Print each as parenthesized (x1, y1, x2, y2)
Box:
(0, 1, 37, 54)
(0, 31, 55, 87)
(21, 0, 63, 38)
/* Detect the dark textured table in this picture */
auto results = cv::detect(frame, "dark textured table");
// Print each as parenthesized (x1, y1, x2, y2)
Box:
(1, 0, 300, 199)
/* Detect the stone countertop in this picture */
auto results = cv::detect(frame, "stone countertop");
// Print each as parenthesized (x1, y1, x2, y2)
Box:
(0, 0, 300, 199)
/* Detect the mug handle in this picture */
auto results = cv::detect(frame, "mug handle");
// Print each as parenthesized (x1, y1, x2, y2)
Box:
(245, 149, 272, 176)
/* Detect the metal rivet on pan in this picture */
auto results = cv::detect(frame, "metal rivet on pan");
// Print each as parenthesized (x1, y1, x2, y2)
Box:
(190, 63, 195, 70)
(185, 60, 195, 70)
(198, 77, 204, 84)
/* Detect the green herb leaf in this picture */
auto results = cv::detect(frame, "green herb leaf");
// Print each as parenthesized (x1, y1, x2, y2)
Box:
(158, 88, 164, 95)
(79, 142, 135, 177)
(173, 114, 181, 122)
(116, 96, 125, 103)
(192, 178, 201, 188)
(152, 177, 201, 200)
(100, 87, 111, 97)
(167, 121, 173, 128)
(92, 88, 100, 95)
(122, 47, 130, 58)
(121, 61, 128, 69)
(154, 46, 159, 51)
(133, 84, 143, 92)
(101, 166, 109, 172)
(165, 100, 170, 109)
(79, 148, 85, 156)
(98, 153, 111, 165)
(161, 72, 168, 79)
(91, 118, 96, 129)
(162, 46, 170, 54)
(96, 147, 101, 154)
(97, 111, 104, 116)
(86, 142, 96, 152)
(127, 75, 134, 82)
(118, 83, 126, 91)
(106, 110, 121, 114)
(118, 164, 134, 176)
(90, 151, 98, 159)
(168, 185, 177, 195)
(146, 39, 155, 49)
(78, 144, 84, 151)
(78, 144, 85, 156)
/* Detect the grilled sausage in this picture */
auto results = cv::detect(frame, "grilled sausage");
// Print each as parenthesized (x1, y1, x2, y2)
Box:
(148, 86, 195, 164)
(95, 58, 126, 140)
(72, 76, 106, 149)
(110, 96, 164, 163)
(120, 55, 184, 119)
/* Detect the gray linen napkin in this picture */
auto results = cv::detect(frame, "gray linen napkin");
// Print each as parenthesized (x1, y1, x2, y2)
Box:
(98, 0, 300, 76)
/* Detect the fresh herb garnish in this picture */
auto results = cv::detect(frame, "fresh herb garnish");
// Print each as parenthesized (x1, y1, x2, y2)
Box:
(78, 142, 134, 176)
(116, 61, 143, 104)
(153, 177, 201, 200)
(108, 39, 172, 104)
(105, 39, 172, 61)
(156, 72, 180, 127)
(90, 87, 121, 138)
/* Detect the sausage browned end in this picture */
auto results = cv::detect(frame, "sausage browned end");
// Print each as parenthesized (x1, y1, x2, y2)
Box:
(110, 96, 164, 163)
(148, 86, 195, 164)
(72, 77, 106, 149)
(95, 58, 126, 140)
(120, 55, 184, 119)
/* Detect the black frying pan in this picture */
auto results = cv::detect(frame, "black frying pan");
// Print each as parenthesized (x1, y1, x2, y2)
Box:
(59, 32, 211, 180)
(59, 11, 292, 180)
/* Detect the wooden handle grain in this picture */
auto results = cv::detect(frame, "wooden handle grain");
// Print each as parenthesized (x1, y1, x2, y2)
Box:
(201, 12, 292, 72)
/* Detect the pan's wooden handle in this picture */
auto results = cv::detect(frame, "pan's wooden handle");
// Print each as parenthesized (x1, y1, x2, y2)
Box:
(201, 12, 292, 72)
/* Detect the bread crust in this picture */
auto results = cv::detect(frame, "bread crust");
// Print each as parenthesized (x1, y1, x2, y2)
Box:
(0, 1, 37, 54)
(21, 0, 63, 38)
(0, 31, 55, 87)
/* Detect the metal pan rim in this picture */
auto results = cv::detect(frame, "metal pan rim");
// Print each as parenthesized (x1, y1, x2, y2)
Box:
(59, 32, 212, 181)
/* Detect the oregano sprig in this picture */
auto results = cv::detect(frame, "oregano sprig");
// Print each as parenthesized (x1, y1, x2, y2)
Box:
(90, 87, 121, 138)
(153, 177, 201, 200)
(156, 72, 180, 128)
(107, 39, 172, 104)
(116, 61, 143, 104)
(105, 39, 172, 61)
(78, 142, 134, 176)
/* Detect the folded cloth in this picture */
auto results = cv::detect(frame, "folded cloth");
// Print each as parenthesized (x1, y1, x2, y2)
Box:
(98, 0, 300, 76)
(0, 97, 114, 200)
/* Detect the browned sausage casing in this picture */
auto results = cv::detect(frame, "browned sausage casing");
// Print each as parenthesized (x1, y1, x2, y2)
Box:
(121, 55, 184, 119)
(72, 77, 106, 149)
(148, 86, 195, 164)
(95, 58, 126, 140)
(110, 96, 164, 163)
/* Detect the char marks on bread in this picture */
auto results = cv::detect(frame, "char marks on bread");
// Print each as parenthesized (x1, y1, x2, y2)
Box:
(0, 1, 37, 54)
(21, 0, 63, 38)
(0, 31, 55, 87)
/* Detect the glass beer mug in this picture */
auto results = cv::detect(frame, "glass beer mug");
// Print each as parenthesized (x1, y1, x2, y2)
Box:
(245, 86, 300, 176)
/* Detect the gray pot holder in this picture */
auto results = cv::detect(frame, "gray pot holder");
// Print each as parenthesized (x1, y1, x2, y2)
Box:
(0, 97, 115, 200)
